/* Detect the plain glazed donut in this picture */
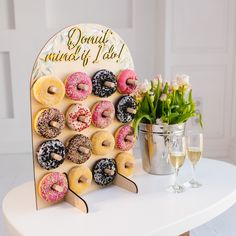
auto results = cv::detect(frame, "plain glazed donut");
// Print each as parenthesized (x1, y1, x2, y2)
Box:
(34, 108, 65, 139)
(91, 100, 115, 128)
(66, 104, 92, 132)
(91, 131, 115, 155)
(37, 139, 66, 170)
(115, 125, 136, 151)
(92, 158, 117, 186)
(66, 134, 92, 164)
(68, 166, 92, 195)
(117, 69, 138, 94)
(64, 72, 92, 101)
(92, 69, 117, 97)
(116, 95, 137, 123)
(115, 152, 135, 177)
(38, 172, 68, 203)
(32, 75, 65, 106)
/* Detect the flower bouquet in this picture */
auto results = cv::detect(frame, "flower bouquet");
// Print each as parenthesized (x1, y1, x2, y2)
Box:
(133, 74, 202, 175)
(133, 74, 202, 134)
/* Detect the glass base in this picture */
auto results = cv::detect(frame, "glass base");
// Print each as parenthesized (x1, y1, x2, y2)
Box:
(188, 179, 202, 188)
(167, 184, 185, 193)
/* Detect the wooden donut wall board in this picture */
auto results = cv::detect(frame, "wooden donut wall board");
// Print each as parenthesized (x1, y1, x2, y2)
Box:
(30, 24, 138, 212)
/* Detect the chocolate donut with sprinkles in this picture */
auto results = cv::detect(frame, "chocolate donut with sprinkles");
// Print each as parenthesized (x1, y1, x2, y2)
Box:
(116, 95, 137, 123)
(66, 134, 92, 164)
(34, 108, 65, 139)
(36, 139, 66, 170)
(92, 69, 117, 97)
(92, 158, 117, 186)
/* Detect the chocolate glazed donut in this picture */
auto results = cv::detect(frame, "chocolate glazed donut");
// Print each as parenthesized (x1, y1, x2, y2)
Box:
(37, 139, 66, 170)
(116, 95, 137, 123)
(92, 69, 117, 97)
(92, 158, 117, 186)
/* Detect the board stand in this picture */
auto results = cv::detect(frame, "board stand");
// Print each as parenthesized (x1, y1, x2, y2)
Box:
(64, 172, 138, 213)
(30, 23, 137, 212)
(35, 172, 139, 213)
(114, 173, 138, 193)
(65, 189, 89, 214)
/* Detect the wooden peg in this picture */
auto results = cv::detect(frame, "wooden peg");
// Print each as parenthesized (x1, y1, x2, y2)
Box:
(127, 107, 136, 114)
(49, 121, 60, 129)
(102, 140, 111, 146)
(126, 79, 137, 86)
(77, 84, 89, 91)
(51, 153, 63, 161)
(125, 134, 135, 142)
(125, 162, 134, 168)
(102, 110, 111, 117)
(78, 116, 89, 123)
(104, 168, 115, 176)
(79, 176, 89, 183)
(104, 81, 115, 88)
(48, 86, 59, 94)
(52, 184, 64, 192)
(78, 146, 90, 155)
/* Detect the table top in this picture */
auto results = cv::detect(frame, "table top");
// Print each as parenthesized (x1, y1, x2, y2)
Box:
(3, 158, 236, 236)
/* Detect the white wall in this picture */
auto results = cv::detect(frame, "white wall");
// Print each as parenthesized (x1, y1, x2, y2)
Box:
(164, 0, 236, 163)
(0, 0, 235, 163)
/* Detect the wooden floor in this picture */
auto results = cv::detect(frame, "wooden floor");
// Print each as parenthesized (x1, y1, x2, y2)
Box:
(0, 154, 236, 236)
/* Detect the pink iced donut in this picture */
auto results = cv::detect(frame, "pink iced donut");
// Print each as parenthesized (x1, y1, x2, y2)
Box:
(65, 72, 92, 101)
(66, 104, 92, 132)
(92, 101, 115, 128)
(115, 125, 136, 151)
(38, 172, 68, 203)
(117, 69, 137, 94)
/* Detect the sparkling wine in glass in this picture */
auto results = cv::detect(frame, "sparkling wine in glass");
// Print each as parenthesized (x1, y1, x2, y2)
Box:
(167, 136, 186, 193)
(186, 132, 203, 188)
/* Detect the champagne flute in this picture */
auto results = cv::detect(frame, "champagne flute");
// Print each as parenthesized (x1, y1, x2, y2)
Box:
(167, 136, 186, 193)
(186, 131, 203, 188)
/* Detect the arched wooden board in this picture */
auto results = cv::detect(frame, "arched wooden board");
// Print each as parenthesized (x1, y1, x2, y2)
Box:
(30, 24, 138, 211)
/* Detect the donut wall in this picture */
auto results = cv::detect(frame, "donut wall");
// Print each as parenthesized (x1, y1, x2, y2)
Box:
(30, 24, 138, 212)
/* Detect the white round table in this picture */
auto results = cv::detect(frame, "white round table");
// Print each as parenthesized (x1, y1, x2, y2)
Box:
(3, 158, 236, 236)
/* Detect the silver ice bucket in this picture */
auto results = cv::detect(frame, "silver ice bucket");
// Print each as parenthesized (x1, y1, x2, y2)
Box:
(139, 123, 185, 175)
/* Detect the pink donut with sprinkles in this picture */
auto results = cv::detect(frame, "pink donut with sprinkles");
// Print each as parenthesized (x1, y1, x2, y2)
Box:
(65, 72, 92, 101)
(38, 172, 68, 203)
(115, 125, 136, 151)
(117, 69, 138, 95)
(91, 101, 115, 128)
(66, 104, 92, 132)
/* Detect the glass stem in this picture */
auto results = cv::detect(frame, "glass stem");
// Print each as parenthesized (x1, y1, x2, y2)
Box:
(174, 168, 179, 186)
(192, 164, 196, 181)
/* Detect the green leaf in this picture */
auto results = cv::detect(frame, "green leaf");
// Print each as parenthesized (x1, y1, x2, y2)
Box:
(140, 94, 150, 113)
(163, 82, 169, 94)
(153, 80, 161, 114)
(168, 112, 180, 124)
(132, 113, 152, 135)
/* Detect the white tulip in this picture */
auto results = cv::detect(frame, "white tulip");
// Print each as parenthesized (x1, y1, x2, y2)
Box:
(153, 74, 162, 87)
(171, 79, 179, 90)
(176, 74, 190, 87)
(137, 79, 151, 93)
